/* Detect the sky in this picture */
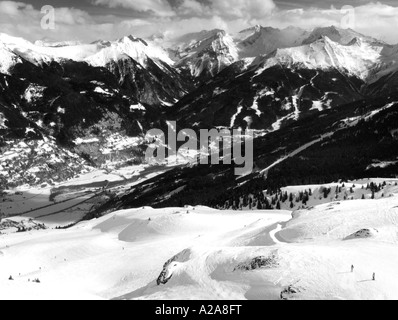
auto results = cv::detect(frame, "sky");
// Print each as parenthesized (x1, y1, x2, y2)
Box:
(0, 0, 398, 44)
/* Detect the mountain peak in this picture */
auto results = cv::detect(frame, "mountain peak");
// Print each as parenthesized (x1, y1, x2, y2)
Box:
(239, 25, 263, 34)
(302, 26, 378, 46)
(316, 25, 339, 32)
(252, 24, 263, 33)
(302, 26, 341, 45)
(347, 37, 362, 46)
(117, 35, 148, 46)
(239, 25, 282, 35)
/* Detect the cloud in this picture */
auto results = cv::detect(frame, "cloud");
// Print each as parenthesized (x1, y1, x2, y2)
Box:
(0, 1, 97, 42)
(92, 0, 175, 16)
(254, 2, 398, 43)
(92, 0, 277, 20)
(0, 1, 397, 45)
(211, 0, 276, 19)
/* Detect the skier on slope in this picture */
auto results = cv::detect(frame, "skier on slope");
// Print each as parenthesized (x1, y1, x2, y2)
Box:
(351, 265, 354, 273)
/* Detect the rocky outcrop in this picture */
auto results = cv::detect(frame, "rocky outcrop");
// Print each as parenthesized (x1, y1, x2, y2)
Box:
(0, 219, 47, 234)
(157, 249, 192, 285)
(344, 228, 379, 241)
(234, 251, 280, 271)
(280, 284, 303, 300)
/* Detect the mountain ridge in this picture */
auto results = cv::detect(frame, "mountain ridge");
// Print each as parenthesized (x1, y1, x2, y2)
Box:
(1, 26, 398, 190)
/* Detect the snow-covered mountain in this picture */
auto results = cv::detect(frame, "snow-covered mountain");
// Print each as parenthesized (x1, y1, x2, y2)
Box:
(301, 26, 378, 45)
(2, 26, 398, 189)
(0, 32, 189, 107)
(0, 42, 22, 75)
(0, 31, 195, 188)
(168, 31, 398, 132)
(160, 25, 386, 82)
(2, 25, 398, 301)
(163, 26, 308, 81)
(253, 35, 398, 82)
(166, 29, 239, 81)
(236, 25, 308, 58)
(0, 33, 173, 70)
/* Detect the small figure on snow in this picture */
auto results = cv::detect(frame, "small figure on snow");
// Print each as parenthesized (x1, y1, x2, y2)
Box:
(8, 276, 14, 281)
(373, 273, 376, 281)
(351, 265, 354, 273)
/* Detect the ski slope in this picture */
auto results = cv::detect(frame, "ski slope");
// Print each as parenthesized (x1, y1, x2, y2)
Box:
(260, 132, 334, 175)
(1, 193, 398, 300)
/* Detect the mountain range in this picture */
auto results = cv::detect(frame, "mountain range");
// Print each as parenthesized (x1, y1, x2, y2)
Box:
(1, 25, 398, 196)
(2, 23, 398, 302)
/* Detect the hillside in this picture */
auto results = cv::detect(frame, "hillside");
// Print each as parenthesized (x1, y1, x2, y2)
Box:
(1, 194, 398, 300)
(103, 94, 398, 211)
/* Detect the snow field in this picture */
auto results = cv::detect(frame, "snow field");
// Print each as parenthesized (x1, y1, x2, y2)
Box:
(1, 195, 398, 300)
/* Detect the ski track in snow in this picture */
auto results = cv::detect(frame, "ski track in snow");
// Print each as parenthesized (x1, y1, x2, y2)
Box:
(1, 197, 398, 300)
(230, 103, 243, 127)
(261, 132, 334, 175)
(261, 94, 391, 176)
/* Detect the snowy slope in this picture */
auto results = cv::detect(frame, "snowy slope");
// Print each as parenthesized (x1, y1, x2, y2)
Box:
(253, 36, 398, 82)
(164, 25, 385, 80)
(0, 33, 173, 69)
(1, 189, 398, 300)
(84, 36, 174, 68)
(172, 30, 239, 78)
(278, 196, 398, 243)
(0, 33, 59, 67)
(0, 41, 23, 75)
(302, 26, 378, 45)
(2, 27, 396, 83)
(166, 26, 308, 79)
